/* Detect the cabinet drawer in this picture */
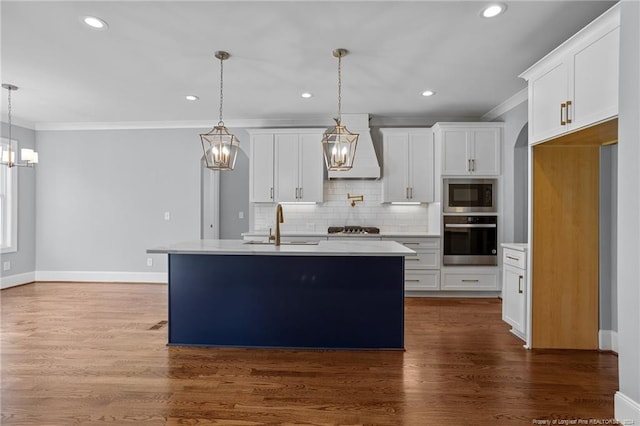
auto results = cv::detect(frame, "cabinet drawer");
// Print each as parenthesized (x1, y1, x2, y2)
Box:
(327, 236, 382, 241)
(384, 237, 440, 249)
(405, 249, 440, 270)
(441, 271, 499, 291)
(503, 248, 526, 269)
(405, 271, 440, 291)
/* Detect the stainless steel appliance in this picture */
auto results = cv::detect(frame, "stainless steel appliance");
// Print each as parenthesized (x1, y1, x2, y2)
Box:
(443, 215, 497, 266)
(328, 226, 380, 235)
(443, 178, 497, 213)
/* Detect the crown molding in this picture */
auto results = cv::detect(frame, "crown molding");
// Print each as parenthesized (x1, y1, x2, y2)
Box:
(481, 88, 528, 122)
(34, 116, 337, 131)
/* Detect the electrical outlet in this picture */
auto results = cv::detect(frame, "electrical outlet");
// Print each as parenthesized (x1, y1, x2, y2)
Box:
(238, 211, 244, 219)
(164, 211, 171, 221)
(146, 258, 153, 267)
(3, 261, 10, 271)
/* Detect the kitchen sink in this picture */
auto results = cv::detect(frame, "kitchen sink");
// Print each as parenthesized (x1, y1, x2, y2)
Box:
(243, 240, 319, 245)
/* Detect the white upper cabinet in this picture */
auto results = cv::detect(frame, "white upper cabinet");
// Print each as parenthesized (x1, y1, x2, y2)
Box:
(434, 123, 502, 176)
(248, 129, 325, 203)
(380, 128, 434, 203)
(520, 4, 620, 145)
(250, 134, 275, 202)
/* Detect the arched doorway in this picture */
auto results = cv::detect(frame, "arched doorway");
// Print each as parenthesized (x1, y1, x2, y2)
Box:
(513, 124, 528, 243)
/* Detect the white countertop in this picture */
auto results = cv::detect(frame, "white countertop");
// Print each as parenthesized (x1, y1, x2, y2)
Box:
(148, 239, 416, 257)
(501, 243, 529, 252)
(241, 231, 440, 238)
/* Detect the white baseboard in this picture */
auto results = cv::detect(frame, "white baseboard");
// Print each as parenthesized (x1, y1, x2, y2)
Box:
(599, 329, 619, 353)
(35, 271, 167, 283)
(0, 271, 36, 289)
(615, 392, 640, 424)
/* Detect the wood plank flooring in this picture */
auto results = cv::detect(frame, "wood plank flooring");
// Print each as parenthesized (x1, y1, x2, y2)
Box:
(1, 283, 618, 425)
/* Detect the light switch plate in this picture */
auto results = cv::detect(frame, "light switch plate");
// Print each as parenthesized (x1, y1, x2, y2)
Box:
(3, 261, 10, 271)
(164, 212, 171, 221)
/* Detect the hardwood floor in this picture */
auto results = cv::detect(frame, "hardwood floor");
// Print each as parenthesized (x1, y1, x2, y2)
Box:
(1, 283, 618, 425)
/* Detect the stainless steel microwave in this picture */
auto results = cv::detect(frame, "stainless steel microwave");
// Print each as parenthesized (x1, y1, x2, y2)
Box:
(443, 178, 497, 213)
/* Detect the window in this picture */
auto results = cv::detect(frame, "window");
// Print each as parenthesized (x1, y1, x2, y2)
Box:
(0, 138, 18, 253)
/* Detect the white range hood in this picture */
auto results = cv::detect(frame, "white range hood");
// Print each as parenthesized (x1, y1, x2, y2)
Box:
(327, 113, 381, 179)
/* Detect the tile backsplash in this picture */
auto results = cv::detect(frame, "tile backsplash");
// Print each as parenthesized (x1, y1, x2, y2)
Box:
(252, 180, 440, 234)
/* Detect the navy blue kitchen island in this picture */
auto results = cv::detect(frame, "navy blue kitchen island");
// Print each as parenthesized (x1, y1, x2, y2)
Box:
(148, 240, 414, 350)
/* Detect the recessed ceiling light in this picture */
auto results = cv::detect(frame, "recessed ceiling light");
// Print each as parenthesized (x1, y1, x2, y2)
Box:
(82, 16, 109, 30)
(421, 90, 436, 97)
(301, 92, 313, 99)
(481, 3, 507, 18)
(185, 95, 199, 101)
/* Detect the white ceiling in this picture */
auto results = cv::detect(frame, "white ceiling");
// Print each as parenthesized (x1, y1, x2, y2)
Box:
(1, 1, 616, 128)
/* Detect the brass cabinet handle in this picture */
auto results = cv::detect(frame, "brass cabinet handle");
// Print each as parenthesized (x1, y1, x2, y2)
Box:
(506, 255, 520, 261)
(409, 187, 413, 199)
(471, 159, 475, 172)
(299, 187, 303, 200)
(462, 279, 480, 282)
(566, 100, 572, 124)
(270, 187, 274, 199)
(560, 102, 567, 125)
(406, 187, 409, 199)
(518, 275, 524, 294)
(467, 159, 471, 172)
(406, 258, 421, 261)
(405, 279, 421, 283)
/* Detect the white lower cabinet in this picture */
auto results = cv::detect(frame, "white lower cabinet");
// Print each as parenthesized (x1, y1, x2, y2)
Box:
(501, 246, 528, 341)
(440, 267, 499, 291)
(383, 237, 440, 292)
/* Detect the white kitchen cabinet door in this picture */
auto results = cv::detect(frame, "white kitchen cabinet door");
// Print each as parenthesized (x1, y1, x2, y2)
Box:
(529, 62, 569, 144)
(441, 130, 470, 175)
(250, 134, 275, 202)
(408, 132, 434, 202)
(382, 133, 410, 202)
(439, 127, 501, 176)
(381, 129, 434, 203)
(298, 134, 324, 203)
(471, 129, 501, 175)
(274, 134, 299, 202)
(521, 4, 619, 145)
(571, 26, 619, 131)
(502, 264, 526, 336)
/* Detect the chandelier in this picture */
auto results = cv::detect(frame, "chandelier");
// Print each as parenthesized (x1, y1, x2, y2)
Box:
(1, 84, 38, 168)
(321, 49, 358, 171)
(200, 51, 240, 171)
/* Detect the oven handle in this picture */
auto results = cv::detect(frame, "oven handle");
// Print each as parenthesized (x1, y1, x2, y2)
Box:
(444, 224, 497, 228)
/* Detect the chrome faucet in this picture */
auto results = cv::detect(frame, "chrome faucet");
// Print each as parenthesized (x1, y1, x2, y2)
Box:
(273, 203, 284, 246)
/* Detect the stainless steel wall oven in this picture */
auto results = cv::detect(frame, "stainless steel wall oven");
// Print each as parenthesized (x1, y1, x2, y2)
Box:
(443, 215, 498, 266)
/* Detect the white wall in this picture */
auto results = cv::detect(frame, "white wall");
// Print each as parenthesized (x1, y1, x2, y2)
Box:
(615, 0, 640, 422)
(34, 127, 249, 281)
(0, 123, 37, 288)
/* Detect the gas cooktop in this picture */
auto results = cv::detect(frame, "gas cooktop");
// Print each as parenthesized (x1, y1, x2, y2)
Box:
(327, 226, 380, 235)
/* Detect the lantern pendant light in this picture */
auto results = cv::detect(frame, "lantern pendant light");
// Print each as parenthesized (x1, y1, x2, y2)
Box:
(1, 84, 38, 168)
(322, 49, 358, 172)
(200, 51, 240, 171)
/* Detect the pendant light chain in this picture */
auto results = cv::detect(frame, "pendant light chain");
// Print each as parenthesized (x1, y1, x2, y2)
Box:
(337, 52, 342, 123)
(218, 55, 224, 126)
(7, 86, 12, 144)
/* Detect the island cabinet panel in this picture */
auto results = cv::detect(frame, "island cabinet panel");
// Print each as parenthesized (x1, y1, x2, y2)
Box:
(168, 254, 405, 349)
